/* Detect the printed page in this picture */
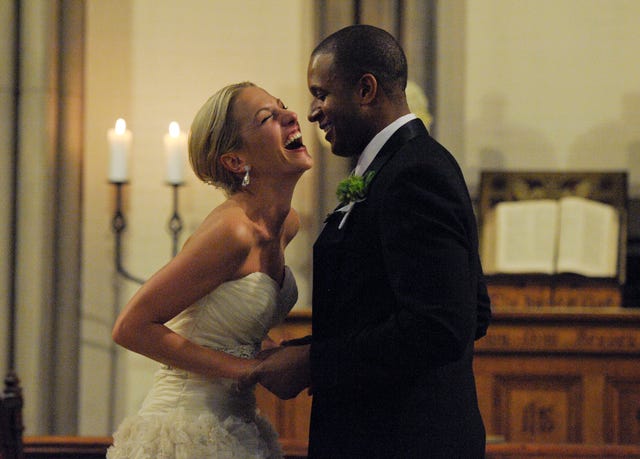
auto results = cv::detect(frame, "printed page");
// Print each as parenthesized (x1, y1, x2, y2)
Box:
(556, 196, 619, 277)
(490, 199, 558, 274)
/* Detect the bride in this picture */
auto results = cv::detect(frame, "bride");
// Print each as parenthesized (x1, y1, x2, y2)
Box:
(107, 81, 313, 459)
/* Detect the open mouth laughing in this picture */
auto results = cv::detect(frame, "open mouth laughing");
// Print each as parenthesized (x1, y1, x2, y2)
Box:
(284, 131, 304, 150)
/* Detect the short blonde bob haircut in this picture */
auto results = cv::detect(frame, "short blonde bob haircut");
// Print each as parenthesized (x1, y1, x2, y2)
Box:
(188, 81, 255, 195)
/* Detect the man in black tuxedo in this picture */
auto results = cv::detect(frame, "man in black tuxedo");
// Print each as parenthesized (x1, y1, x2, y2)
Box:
(246, 24, 491, 458)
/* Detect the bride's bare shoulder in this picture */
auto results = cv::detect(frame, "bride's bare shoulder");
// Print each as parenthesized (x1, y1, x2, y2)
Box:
(184, 202, 256, 253)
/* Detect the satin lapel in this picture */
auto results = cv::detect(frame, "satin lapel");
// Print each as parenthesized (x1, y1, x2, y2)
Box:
(362, 118, 428, 179)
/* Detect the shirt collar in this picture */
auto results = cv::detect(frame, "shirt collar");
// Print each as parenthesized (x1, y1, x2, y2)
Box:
(354, 113, 418, 176)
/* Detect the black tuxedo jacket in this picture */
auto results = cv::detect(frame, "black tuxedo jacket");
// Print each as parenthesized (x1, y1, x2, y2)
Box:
(308, 119, 491, 458)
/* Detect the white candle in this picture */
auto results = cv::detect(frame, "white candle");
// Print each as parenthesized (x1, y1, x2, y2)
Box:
(107, 118, 132, 183)
(164, 121, 187, 185)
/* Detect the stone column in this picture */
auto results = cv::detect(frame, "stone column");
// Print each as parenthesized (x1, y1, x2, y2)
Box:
(11, 0, 84, 435)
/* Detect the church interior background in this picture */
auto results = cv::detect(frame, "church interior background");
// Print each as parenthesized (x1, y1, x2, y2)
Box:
(1, 0, 639, 450)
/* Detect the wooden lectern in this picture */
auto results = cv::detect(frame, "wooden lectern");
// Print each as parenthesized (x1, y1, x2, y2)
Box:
(477, 171, 627, 307)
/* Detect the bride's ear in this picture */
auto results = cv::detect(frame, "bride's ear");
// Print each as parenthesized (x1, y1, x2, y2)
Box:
(219, 153, 247, 175)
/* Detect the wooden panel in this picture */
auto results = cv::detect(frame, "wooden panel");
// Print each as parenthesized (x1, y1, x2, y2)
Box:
(279, 393, 312, 444)
(487, 276, 621, 308)
(493, 375, 582, 443)
(487, 282, 552, 308)
(259, 307, 640, 450)
(605, 377, 640, 444)
(486, 442, 640, 459)
(552, 283, 621, 308)
(475, 307, 640, 354)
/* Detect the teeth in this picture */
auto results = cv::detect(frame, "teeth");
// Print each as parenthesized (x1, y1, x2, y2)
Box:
(285, 131, 302, 147)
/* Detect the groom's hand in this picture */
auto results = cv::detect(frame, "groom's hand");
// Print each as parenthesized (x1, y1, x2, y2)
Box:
(239, 343, 311, 399)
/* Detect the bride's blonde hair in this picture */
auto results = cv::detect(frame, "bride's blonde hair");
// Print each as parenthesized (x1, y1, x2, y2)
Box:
(188, 81, 255, 195)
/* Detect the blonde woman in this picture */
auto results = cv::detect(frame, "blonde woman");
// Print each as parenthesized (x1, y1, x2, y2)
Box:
(107, 82, 312, 459)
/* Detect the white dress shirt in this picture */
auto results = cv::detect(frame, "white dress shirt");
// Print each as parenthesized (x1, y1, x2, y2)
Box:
(354, 113, 417, 176)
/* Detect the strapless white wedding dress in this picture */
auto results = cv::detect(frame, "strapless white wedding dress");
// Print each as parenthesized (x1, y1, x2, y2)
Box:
(107, 267, 298, 459)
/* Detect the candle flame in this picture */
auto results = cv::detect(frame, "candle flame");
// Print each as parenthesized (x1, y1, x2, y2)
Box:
(115, 118, 127, 135)
(169, 121, 180, 137)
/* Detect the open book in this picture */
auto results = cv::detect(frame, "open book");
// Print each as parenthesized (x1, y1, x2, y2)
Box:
(481, 196, 620, 278)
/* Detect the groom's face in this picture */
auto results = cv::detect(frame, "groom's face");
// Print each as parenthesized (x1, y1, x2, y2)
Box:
(307, 52, 365, 158)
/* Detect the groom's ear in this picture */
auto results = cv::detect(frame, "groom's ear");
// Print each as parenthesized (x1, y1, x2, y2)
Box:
(357, 73, 378, 105)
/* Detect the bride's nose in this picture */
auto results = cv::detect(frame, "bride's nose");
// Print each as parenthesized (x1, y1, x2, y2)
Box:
(281, 109, 298, 126)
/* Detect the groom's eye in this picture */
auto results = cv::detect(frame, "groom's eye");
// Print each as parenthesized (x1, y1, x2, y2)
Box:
(312, 90, 327, 101)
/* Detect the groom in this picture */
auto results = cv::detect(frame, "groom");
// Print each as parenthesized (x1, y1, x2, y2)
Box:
(246, 25, 492, 458)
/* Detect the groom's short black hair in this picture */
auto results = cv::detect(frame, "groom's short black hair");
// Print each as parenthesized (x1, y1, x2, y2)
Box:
(311, 24, 408, 96)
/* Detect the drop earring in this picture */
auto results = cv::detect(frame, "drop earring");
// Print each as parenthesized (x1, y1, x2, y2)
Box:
(241, 165, 251, 187)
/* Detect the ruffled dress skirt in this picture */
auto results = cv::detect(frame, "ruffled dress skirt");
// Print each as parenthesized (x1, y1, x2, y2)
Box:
(107, 366, 283, 459)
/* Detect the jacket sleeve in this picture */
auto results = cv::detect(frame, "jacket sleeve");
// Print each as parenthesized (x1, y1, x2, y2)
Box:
(475, 267, 492, 340)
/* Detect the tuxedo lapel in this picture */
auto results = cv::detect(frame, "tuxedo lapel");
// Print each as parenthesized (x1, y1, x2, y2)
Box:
(361, 118, 427, 180)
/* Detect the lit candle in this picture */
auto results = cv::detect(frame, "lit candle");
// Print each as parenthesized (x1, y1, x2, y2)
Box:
(164, 121, 187, 185)
(107, 118, 132, 183)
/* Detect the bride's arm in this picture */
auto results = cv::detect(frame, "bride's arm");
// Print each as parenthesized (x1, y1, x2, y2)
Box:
(111, 210, 257, 380)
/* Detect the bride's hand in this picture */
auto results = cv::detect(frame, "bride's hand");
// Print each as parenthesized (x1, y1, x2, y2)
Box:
(237, 344, 311, 399)
(234, 343, 282, 387)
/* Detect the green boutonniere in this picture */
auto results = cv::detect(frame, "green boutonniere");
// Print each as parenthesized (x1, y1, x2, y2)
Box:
(336, 171, 376, 204)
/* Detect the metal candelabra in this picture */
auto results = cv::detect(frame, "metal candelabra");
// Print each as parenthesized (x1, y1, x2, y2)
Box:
(110, 182, 184, 284)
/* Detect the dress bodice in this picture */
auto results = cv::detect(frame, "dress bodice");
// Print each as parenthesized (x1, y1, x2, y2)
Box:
(166, 266, 298, 356)
(137, 266, 298, 421)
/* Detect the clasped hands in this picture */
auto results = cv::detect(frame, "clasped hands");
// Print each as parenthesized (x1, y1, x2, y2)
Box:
(239, 340, 311, 400)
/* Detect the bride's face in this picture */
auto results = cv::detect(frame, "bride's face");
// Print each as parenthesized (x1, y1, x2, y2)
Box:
(232, 86, 312, 178)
